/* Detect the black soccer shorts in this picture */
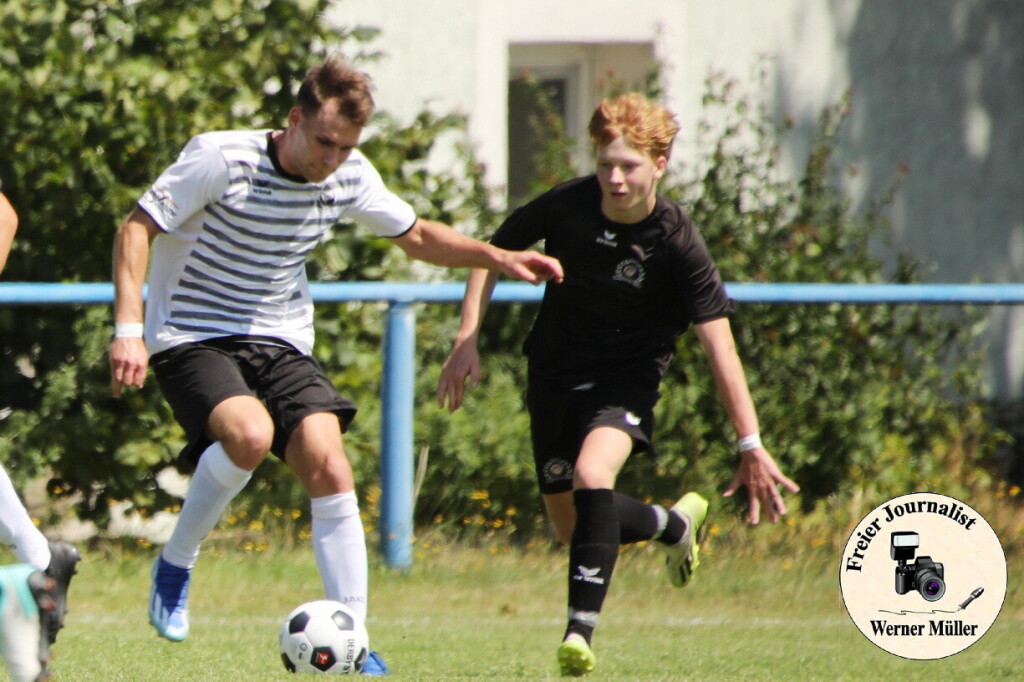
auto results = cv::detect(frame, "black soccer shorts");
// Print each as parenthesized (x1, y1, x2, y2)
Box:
(150, 335, 356, 468)
(525, 380, 658, 494)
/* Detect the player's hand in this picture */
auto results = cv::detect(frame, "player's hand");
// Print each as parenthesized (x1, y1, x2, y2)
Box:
(723, 447, 800, 524)
(110, 336, 149, 397)
(436, 339, 481, 412)
(499, 250, 563, 285)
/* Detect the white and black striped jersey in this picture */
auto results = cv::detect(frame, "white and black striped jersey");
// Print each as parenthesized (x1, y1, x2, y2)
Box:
(139, 130, 416, 355)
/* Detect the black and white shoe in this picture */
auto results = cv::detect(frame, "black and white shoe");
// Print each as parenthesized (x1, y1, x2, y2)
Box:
(42, 540, 81, 645)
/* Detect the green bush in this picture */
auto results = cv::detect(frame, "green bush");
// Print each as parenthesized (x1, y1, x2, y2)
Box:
(0, 3, 1006, 548)
(409, 74, 1004, 538)
(0, 0, 383, 525)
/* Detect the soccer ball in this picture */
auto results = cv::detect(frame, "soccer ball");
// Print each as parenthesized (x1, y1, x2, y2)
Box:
(279, 600, 369, 674)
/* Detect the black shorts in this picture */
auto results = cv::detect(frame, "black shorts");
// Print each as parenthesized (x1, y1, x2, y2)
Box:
(150, 336, 356, 468)
(526, 380, 658, 494)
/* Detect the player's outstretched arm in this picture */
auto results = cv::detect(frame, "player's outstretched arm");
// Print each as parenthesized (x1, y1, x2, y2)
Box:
(110, 208, 161, 397)
(0, 191, 18, 274)
(392, 218, 563, 285)
(693, 317, 800, 524)
(436, 268, 499, 412)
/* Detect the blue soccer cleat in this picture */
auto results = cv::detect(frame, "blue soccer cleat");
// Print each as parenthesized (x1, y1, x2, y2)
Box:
(149, 555, 191, 642)
(361, 650, 390, 676)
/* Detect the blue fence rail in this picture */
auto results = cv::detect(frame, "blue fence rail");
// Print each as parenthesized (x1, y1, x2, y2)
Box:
(3, 281, 1023, 568)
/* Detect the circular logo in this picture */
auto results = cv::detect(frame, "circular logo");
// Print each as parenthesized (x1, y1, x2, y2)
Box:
(613, 258, 646, 288)
(839, 492, 1006, 660)
(542, 458, 573, 485)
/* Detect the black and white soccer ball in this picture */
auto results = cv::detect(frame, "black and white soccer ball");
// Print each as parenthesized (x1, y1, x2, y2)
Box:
(279, 600, 369, 675)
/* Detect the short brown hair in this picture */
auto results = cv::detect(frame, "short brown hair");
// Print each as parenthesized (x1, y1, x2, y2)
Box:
(588, 93, 679, 161)
(296, 57, 375, 126)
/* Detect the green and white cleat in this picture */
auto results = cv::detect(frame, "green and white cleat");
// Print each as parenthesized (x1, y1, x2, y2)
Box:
(558, 633, 596, 677)
(0, 564, 54, 682)
(663, 492, 709, 588)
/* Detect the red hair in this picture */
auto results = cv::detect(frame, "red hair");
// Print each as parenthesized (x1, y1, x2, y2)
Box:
(588, 93, 679, 160)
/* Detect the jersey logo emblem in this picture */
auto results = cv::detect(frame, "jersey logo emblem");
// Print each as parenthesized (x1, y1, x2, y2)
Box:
(142, 185, 178, 223)
(613, 258, 646, 288)
(596, 230, 618, 247)
(624, 412, 641, 426)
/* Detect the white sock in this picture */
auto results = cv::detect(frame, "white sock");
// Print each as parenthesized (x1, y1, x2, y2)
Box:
(311, 491, 368, 622)
(161, 442, 252, 569)
(0, 466, 50, 571)
(651, 505, 670, 540)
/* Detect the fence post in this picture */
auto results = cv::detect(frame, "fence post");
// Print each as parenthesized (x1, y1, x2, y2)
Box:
(379, 301, 416, 569)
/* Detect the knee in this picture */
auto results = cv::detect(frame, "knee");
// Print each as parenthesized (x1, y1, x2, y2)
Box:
(223, 422, 274, 470)
(573, 465, 612, 491)
(297, 450, 354, 497)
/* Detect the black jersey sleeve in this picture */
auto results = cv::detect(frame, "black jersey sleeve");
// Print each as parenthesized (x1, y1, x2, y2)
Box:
(489, 203, 545, 250)
(671, 220, 735, 323)
(488, 180, 576, 250)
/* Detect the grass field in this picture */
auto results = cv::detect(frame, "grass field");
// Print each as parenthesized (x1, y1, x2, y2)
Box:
(14, 535, 1022, 681)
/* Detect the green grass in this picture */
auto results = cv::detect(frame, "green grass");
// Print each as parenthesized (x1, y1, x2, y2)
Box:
(18, 539, 1023, 681)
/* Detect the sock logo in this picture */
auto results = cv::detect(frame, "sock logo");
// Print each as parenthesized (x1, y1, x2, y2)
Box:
(573, 566, 605, 585)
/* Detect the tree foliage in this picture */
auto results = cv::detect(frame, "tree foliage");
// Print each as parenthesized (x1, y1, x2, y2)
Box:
(0, 0, 383, 521)
(410, 74, 1002, 537)
(0, 3, 1003, 543)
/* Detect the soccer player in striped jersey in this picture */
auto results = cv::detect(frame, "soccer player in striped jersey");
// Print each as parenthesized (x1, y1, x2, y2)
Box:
(109, 57, 562, 675)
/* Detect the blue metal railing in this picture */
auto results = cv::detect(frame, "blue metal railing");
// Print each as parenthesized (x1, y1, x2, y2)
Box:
(6, 281, 1024, 306)
(3, 280, 1023, 567)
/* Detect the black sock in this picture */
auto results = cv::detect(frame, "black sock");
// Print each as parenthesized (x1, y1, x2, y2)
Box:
(656, 507, 687, 546)
(566, 488, 618, 645)
(614, 492, 659, 544)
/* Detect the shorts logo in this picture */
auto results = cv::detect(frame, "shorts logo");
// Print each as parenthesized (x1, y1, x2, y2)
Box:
(613, 258, 645, 288)
(542, 458, 573, 484)
(597, 230, 618, 247)
(143, 185, 178, 224)
(624, 411, 641, 426)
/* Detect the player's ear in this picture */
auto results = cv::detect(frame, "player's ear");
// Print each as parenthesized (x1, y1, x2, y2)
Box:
(287, 106, 303, 129)
(653, 155, 668, 180)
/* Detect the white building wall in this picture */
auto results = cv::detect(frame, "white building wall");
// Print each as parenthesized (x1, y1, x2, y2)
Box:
(328, 0, 1024, 399)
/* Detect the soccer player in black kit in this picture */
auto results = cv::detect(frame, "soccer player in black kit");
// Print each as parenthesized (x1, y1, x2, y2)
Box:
(437, 93, 799, 676)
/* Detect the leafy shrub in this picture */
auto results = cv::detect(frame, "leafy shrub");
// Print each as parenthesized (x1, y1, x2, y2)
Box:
(410, 74, 1005, 539)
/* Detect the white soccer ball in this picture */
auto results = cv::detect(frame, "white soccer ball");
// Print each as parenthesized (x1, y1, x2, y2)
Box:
(279, 600, 369, 675)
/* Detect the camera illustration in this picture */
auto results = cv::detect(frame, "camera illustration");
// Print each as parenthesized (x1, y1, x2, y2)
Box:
(891, 531, 946, 601)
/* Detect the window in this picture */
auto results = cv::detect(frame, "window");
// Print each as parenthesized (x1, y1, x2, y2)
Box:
(507, 42, 655, 205)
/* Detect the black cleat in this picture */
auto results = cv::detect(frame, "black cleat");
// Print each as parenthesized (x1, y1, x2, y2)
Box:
(27, 569, 56, 681)
(42, 540, 81, 645)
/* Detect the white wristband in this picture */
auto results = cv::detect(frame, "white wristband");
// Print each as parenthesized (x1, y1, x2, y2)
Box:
(737, 433, 763, 453)
(114, 322, 144, 338)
